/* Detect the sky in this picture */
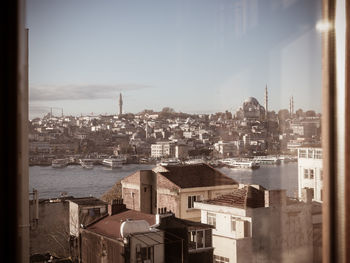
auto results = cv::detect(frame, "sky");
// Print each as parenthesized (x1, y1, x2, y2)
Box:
(26, 0, 323, 119)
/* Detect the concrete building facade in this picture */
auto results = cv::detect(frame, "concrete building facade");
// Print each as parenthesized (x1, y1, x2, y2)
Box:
(194, 185, 316, 263)
(120, 164, 238, 221)
(297, 147, 323, 202)
(151, 141, 175, 158)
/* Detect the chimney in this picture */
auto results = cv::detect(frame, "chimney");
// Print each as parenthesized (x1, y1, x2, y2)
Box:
(156, 207, 173, 224)
(301, 188, 313, 203)
(265, 190, 287, 207)
(108, 199, 126, 216)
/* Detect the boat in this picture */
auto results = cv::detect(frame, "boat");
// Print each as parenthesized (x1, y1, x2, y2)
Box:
(157, 159, 182, 166)
(102, 158, 123, 168)
(219, 158, 260, 169)
(279, 155, 297, 163)
(229, 160, 260, 169)
(184, 159, 206, 165)
(51, 158, 68, 168)
(253, 156, 281, 165)
(79, 159, 94, 169)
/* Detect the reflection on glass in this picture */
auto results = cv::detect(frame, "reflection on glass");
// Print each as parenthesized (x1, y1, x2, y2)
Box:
(27, 0, 323, 262)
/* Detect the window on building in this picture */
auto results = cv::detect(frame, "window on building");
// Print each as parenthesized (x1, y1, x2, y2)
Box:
(231, 217, 236, 232)
(141, 246, 153, 261)
(214, 255, 230, 263)
(304, 169, 309, 179)
(310, 169, 314, 179)
(207, 213, 216, 228)
(320, 169, 323, 180)
(308, 149, 314, 158)
(315, 149, 323, 159)
(205, 229, 212, 248)
(188, 195, 201, 209)
(299, 149, 307, 158)
(188, 229, 212, 250)
(88, 208, 101, 217)
(197, 230, 204, 248)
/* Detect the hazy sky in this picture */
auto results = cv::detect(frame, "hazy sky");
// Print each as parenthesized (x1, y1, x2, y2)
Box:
(27, 0, 322, 118)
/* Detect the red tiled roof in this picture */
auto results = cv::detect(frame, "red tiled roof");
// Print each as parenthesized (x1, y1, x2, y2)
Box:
(202, 186, 265, 209)
(86, 210, 155, 239)
(159, 164, 237, 188)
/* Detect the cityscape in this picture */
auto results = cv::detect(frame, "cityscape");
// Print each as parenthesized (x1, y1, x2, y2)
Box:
(29, 89, 323, 263)
(26, 1, 323, 262)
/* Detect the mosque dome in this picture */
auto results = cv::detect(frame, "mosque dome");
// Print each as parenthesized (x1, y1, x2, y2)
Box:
(235, 96, 265, 120)
(244, 97, 259, 106)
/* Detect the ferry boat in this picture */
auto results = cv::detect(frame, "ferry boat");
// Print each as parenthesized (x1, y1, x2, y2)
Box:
(253, 156, 281, 165)
(79, 159, 94, 169)
(51, 158, 69, 168)
(184, 159, 206, 165)
(219, 158, 260, 169)
(157, 159, 182, 166)
(102, 158, 123, 168)
(230, 160, 260, 169)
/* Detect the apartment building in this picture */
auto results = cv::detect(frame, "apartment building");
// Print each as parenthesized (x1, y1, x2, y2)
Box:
(297, 147, 323, 202)
(194, 185, 317, 263)
(120, 164, 238, 221)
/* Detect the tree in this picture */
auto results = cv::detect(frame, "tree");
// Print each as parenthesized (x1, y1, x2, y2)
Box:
(161, 107, 175, 113)
(278, 109, 290, 121)
(295, 109, 304, 118)
(305, 110, 316, 117)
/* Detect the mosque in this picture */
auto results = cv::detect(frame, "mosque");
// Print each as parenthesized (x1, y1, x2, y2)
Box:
(234, 96, 266, 121)
(234, 86, 269, 121)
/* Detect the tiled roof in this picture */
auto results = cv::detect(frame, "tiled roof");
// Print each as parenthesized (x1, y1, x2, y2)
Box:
(86, 209, 155, 239)
(201, 186, 265, 209)
(69, 197, 107, 206)
(158, 164, 237, 188)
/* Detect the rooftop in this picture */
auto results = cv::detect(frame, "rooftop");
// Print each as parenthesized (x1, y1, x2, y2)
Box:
(68, 197, 107, 206)
(199, 185, 265, 209)
(158, 164, 237, 189)
(86, 209, 156, 239)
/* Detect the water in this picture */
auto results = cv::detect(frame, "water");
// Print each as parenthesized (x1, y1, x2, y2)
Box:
(29, 163, 298, 199)
(219, 163, 298, 197)
(29, 164, 154, 199)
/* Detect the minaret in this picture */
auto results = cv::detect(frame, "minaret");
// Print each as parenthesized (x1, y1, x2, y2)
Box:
(264, 84, 268, 118)
(289, 96, 294, 117)
(119, 93, 123, 116)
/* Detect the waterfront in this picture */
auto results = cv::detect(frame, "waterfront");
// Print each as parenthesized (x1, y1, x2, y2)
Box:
(30, 163, 298, 199)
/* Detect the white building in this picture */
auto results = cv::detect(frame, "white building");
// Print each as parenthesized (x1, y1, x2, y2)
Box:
(194, 185, 316, 263)
(151, 141, 175, 158)
(214, 140, 240, 157)
(68, 197, 107, 237)
(297, 147, 323, 202)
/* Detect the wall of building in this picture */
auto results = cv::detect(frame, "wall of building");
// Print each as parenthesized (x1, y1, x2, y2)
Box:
(212, 235, 238, 263)
(298, 148, 323, 202)
(81, 230, 124, 263)
(250, 205, 313, 263)
(29, 200, 70, 258)
(123, 187, 140, 211)
(201, 209, 251, 240)
(69, 201, 79, 237)
(180, 186, 237, 221)
(157, 190, 180, 217)
(196, 198, 314, 263)
(188, 249, 214, 263)
(129, 232, 164, 263)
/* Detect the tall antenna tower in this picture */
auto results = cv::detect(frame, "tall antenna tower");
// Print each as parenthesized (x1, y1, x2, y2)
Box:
(264, 84, 268, 118)
(119, 93, 123, 116)
(289, 96, 294, 117)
